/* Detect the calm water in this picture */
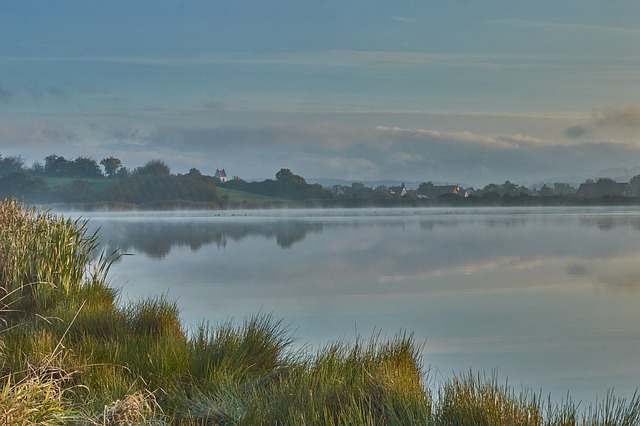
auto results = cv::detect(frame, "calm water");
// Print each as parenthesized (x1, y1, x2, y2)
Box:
(74, 207, 640, 404)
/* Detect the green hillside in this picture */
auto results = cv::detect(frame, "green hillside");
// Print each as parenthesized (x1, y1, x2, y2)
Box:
(217, 187, 286, 202)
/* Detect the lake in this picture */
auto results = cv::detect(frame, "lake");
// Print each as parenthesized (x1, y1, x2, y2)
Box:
(74, 207, 640, 405)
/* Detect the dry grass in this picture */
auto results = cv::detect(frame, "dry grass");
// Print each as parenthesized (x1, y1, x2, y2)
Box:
(98, 390, 162, 426)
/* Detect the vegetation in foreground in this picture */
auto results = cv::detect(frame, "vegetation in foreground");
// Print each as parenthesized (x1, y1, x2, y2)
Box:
(1, 198, 639, 425)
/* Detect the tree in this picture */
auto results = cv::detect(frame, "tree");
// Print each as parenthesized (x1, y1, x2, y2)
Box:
(116, 167, 130, 179)
(55, 179, 95, 202)
(0, 155, 25, 177)
(539, 185, 554, 197)
(596, 177, 616, 185)
(630, 175, 640, 197)
(417, 181, 434, 196)
(29, 161, 45, 175)
(44, 154, 102, 178)
(71, 157, 103, 178)
(275, 168, 306, 185)
(101, 156, 123, 178)
(44, 154, 70, 177)
(132, 159, 171, 177)
(0, 170, 46, 200)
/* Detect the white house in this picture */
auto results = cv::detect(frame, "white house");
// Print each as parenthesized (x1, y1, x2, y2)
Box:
(215, 168, 228, 182)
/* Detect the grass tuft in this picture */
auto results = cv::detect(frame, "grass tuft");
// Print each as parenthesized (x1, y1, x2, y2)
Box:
(99, 390, 163, 426)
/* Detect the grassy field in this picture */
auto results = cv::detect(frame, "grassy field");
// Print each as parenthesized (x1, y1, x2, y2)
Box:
(217, 187, 287, 202)
(42, 177, 286, 207)
(1, 198, 639, 425)
(43, 176, 114, 192)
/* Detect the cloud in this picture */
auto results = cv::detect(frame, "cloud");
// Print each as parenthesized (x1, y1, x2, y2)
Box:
(0, 122, 77, 147)
(102, 125, 145, 141)
(321, 157, 380, 179)
(565, 125, 588, 139)
(0, 84, 12, 103)
(57, 121, 640, 185)
(139, 124, 367, 154)
(595, 105, 640, 128)
(374, 126, 521, 148)
(565, 105, 640, 139)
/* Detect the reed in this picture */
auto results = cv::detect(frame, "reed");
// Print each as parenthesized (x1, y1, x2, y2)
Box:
(0, 199, 113, 317)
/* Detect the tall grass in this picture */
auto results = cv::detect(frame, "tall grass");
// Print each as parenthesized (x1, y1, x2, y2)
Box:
(1, 198, 640, 425)
(0, 198, 113, 316)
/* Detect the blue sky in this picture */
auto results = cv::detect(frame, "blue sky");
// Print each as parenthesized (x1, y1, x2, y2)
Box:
(2, 1, 640, 186)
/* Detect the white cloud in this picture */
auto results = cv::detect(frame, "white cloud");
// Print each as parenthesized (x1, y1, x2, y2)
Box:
(375, 126, 521, 148)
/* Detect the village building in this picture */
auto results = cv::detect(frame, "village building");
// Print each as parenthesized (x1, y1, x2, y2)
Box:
(214, 168, 228, 183)
(389, 183, 408, 197)
(576, 181, 631, 197)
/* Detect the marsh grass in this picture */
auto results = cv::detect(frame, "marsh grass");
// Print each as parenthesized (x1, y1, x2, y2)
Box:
(2, 198, 640, 425)
(434, 370, 545, 425)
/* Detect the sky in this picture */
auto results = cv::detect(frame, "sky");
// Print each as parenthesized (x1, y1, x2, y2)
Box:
(1, 1, 640, 187)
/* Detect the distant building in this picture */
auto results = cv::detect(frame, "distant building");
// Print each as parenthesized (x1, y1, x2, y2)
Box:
(389, 183, 408, 197)
(215, 168, 228, 183)
(577, 181, 630, 197)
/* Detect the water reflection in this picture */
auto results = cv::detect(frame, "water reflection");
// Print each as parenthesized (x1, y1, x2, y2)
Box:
(83, 208, 640, 260)
(93, 220, 325, 258)
(74, 208, 640, 404)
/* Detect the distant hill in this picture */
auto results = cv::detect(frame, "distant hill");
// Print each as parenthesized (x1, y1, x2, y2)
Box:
(594, 166, 640, 182)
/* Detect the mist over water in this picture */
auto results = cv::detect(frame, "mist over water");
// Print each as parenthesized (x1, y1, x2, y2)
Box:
(75, 207, 640, 405)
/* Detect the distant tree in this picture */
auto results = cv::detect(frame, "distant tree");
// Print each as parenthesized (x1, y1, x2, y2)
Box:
(0, 170, 46, 200)
(539, 185, 553, 196)
(275, 168, 306, 185)
(132, 159, 171, 177)
(55, 179, 95, 202)
(0, 155, 25, 177)
(502, 180, 518, 196)
(417, 181, 434, 196)
(373, 185, 392, 200)
(100, 156, 122, 178)
(43, 154, 103, 178)
(44, 154, 70, 177)
(188, 168, 201, 176)
(71, 157, 103, 178)
(29, 161, 45, 175)
(115, 167, 130, 179)
(103, 173, 217, 204)
(554, 182, 575, 195)
(596, 177, 616, 185)
(630, 174, 640, 197)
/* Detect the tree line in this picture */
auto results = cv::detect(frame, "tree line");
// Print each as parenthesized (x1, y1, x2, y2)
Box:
(0, 154, 337, 207)
(219, 168, 332, 201)
(0, 154, 218, 206)
(4, 152, 640, 208)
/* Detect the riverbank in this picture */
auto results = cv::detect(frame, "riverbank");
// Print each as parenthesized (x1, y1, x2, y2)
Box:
(1, 198, 639, 424)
